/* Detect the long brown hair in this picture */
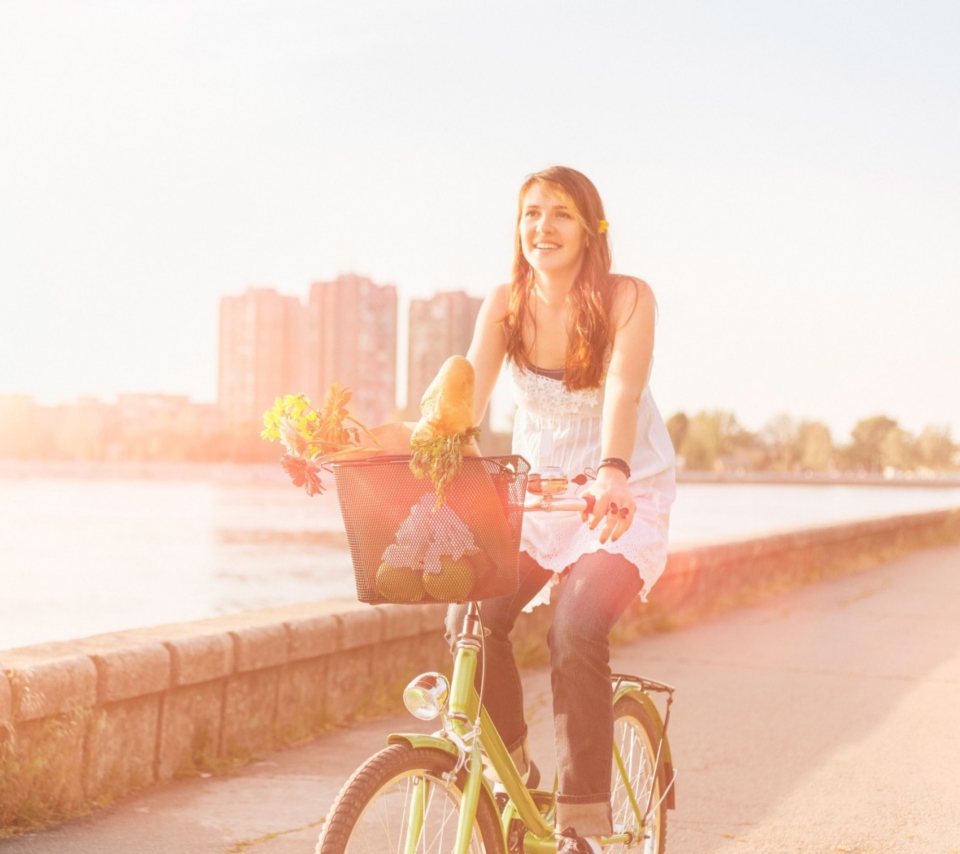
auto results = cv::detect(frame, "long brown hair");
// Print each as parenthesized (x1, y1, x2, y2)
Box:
(502, 166, 615, 390)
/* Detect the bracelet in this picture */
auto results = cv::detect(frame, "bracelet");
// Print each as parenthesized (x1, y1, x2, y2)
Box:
(597, 457, 631, 479)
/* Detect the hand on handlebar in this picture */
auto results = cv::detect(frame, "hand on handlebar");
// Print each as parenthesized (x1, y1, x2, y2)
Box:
(580, 470, 636, 544)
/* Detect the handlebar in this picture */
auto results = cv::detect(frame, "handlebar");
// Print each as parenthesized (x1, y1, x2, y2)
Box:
(522, 466, 596, 515)
(523, 493, 596, 514)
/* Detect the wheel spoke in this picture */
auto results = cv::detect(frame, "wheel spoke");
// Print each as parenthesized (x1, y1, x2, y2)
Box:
(319, 747, 497, 854)
(609, 699, 666, 854)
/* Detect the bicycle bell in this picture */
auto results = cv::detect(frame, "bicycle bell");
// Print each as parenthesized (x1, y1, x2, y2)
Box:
(527, 465, 569, 496)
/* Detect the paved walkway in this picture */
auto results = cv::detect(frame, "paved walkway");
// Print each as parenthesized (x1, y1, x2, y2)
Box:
(3, 543, 960, 853)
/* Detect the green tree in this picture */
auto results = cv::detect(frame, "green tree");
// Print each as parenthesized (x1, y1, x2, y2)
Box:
(680, 410, 754, 471)
(880, 426, 913, 472)
(760, 414, 800, 471)
(679, 414, 718, 470)
(665, 411, 689, 455)
(797, 420, 833, 472)
(848, 415, 899, 473)
(915, 425, 955, 471)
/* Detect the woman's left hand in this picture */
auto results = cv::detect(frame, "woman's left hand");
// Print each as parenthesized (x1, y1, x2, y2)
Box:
(580, 468, 635, 545)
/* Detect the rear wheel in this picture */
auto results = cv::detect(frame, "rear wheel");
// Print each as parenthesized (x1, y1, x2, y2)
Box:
(317, 743, 505, 854)
(609, 695, 668, 853)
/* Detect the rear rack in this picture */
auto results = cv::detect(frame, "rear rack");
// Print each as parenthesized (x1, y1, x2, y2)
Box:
(612, 672, 676, 697)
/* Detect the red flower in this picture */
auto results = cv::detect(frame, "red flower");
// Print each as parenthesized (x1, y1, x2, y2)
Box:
(281, 453, 325, 496)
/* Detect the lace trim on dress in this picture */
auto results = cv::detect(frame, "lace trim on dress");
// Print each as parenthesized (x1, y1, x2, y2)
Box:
(510, 362, 601, 418)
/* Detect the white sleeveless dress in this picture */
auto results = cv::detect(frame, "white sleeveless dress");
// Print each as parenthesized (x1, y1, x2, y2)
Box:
(509, 359, 676, 610)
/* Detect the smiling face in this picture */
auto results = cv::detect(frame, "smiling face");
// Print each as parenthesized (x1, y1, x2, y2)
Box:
(518, 182, 588, 282)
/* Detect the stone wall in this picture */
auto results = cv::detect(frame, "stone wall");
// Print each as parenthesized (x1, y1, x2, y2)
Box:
(2, 507, 958, 833)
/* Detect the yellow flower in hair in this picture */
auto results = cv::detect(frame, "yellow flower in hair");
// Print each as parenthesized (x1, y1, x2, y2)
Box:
(598, 219, 609, 234)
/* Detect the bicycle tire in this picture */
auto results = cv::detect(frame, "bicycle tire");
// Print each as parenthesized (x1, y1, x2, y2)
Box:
(317, 743, 506, 854)
(610, 695, 668, 854)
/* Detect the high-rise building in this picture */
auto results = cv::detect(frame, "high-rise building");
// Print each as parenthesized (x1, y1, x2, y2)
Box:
(305, 274, 398, 426)
(218, 288, 305, 426)
(407, 291, 482, 419)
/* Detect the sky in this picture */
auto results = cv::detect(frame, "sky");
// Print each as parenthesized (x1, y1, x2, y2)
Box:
(1, 0, 958, 440)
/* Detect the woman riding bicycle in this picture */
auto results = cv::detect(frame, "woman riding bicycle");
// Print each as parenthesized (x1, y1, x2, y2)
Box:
(446, 165, 676, 854)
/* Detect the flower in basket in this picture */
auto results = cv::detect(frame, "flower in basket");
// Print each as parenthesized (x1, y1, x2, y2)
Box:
(263, 357, 482, 504)
(261, 385, 383, 496)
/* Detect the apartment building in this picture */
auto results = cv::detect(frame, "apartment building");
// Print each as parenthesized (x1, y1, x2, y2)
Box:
(218, 287, 305, 426)
(305, 274, 398, 426)
(406, 290, 482, 419)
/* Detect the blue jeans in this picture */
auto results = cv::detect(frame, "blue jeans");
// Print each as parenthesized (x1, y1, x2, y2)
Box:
(445, 550, 642, 836)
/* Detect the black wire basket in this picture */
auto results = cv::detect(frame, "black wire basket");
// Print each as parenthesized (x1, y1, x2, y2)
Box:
(332, 455, 530, 605)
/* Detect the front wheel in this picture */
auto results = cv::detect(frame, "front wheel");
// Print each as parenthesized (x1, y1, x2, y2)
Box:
(317, 743, 505, 854)
(610, 695, 668, 853)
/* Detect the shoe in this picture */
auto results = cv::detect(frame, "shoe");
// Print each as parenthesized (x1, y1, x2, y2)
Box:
(556, 827, 602, 854)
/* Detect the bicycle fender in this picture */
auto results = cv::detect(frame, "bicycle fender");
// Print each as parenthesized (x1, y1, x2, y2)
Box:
(613, 683, 677, 810)
(386, 733, 460, 757)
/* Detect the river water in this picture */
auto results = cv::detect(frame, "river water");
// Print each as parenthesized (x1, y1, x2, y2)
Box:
(1, 467, 958, 649)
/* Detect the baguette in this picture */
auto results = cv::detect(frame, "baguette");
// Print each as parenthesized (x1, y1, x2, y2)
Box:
(409, 356, 482, 504)
(411, 355, 476, 444)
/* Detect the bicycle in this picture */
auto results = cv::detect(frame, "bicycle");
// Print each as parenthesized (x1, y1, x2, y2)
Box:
(318, 456, 677, 854)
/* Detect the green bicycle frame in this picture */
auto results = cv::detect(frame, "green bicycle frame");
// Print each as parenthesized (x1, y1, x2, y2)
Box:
(387, 602, 671, 854)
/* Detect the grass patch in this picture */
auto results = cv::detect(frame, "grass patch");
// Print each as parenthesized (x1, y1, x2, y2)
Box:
(0, 702, 101, 837)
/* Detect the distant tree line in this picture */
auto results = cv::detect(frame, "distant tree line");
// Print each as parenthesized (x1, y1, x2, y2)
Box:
(1, 394, 956, 474)
(665, 411, 958, 475)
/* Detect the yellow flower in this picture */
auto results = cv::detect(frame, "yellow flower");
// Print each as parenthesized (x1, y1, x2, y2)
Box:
(598, 219, 609, 234)
(261, 393, 316, 441)
(260, 398, 284, 440)
(261, 382, 385, 496)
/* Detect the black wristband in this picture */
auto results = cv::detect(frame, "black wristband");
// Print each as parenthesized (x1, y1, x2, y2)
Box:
(598, 457, 631, 479)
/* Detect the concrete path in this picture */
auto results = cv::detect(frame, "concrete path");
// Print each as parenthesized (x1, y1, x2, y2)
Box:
(3, 543, 959, 853)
